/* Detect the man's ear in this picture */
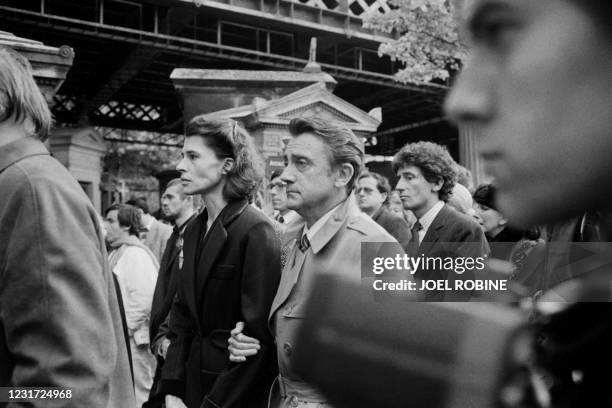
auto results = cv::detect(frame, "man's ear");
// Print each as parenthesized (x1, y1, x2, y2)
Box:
(333, 163, 355, 188)
(381, 192, 388, 203)
(221, 158, 235, 175)
(430, 177, 444, 192)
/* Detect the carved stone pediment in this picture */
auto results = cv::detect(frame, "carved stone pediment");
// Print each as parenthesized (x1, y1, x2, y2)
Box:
(201, 82, 381, 135)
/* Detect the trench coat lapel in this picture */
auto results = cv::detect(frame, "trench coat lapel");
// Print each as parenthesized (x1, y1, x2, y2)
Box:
(268, 220, 304, 323)
(268, 197, 356, 324)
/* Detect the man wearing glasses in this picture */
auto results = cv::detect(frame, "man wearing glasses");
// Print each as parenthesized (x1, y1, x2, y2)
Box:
(269, 170, 299, 225)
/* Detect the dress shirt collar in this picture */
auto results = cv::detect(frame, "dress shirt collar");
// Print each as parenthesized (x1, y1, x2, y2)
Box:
(302, 203, 343, 243)
(418, 201, 445, 238)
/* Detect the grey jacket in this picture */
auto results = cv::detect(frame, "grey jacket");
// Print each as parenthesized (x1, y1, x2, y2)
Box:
(0, 137, 135, 407)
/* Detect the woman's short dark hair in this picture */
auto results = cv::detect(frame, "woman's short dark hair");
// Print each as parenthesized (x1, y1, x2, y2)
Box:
(105, 204, 142, 236)
(288, 117, 364, 193)
(185, 117, 265, 201)
(392, 141, 457, 202)
(0, 47, 52, 141)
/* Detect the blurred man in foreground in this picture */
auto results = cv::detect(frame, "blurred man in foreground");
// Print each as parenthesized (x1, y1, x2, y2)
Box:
(0, 46, 134, 407)
(445, 0, 612, 404)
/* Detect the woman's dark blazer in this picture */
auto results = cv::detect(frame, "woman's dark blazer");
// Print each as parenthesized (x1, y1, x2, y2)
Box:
(158, 199, 281, 408)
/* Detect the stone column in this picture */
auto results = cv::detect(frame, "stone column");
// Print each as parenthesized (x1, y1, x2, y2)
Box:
(49, 127, 107, 213)
(458, 124, 488, 187)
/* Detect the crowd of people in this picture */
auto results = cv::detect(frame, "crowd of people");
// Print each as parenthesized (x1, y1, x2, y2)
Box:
(2, 0, 612, 407)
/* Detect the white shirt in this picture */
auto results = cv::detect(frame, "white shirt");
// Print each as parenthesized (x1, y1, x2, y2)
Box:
(417, 201, 445, 245)
(302, 203, 342, 243)
(275, 210, 299, 225)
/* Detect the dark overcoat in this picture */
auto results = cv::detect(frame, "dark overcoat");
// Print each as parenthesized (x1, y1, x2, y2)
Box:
(158, 199, 280, 408)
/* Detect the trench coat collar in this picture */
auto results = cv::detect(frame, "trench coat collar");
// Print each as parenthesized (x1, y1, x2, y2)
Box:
(304, 194, 361, 255)
(0, 137, 49, 173)
(268, 194, 361, 324)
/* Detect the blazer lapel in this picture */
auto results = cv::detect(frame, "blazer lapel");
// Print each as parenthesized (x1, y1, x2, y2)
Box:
(420, 204, 449, 256)
(182, 213, 206, 320)
(194, 200, 249, 305)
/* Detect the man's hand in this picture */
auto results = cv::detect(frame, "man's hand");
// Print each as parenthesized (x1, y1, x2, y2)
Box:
(166, 395, 188, 408)
(228, 321, 261, 362)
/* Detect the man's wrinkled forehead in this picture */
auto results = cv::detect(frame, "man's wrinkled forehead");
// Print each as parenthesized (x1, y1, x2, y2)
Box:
(284, 133, 321, 158)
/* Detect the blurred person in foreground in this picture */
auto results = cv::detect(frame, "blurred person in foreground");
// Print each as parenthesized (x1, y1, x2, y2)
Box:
(157, 118, 280, 408)
(144, 178, 198, 408)
(445, 0, 612, 404)
(0, 46, 134, 406)
(104, 204, 159, 407)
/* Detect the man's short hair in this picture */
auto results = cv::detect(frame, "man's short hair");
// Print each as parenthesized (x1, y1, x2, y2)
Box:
(288, 117, 364, 192)
(185, 117, 264, 201)
(165, 178, 185, 198)
(126, 197, 149, 214)
(0, 47, 52, 141)
(105, 204, 142, 236)
(392, 141, 457, 202)
(164, 178, 202, 208)
(358, 170, 391, 195)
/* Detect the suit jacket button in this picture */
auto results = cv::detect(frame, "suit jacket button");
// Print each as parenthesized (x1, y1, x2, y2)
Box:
(283, 342, 292, 356)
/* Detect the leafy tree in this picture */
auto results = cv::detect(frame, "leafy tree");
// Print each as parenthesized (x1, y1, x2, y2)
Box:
(363, 0, 467, 83)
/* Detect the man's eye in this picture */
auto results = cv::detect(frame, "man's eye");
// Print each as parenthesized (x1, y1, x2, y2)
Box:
(474, 16, 521, 50)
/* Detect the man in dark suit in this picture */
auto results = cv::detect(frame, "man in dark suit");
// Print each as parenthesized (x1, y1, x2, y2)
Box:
(145, 178, 198, 408)
(357, 170, 412, 250)
(393, 142, 489, 301)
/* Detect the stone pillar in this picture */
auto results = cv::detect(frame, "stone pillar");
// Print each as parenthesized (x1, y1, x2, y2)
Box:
(49, 127, 107, 213)
(458, 124, 488, 188)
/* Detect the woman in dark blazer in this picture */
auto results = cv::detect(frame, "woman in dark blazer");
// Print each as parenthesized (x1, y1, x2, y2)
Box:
(157, 118, 280, 408)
